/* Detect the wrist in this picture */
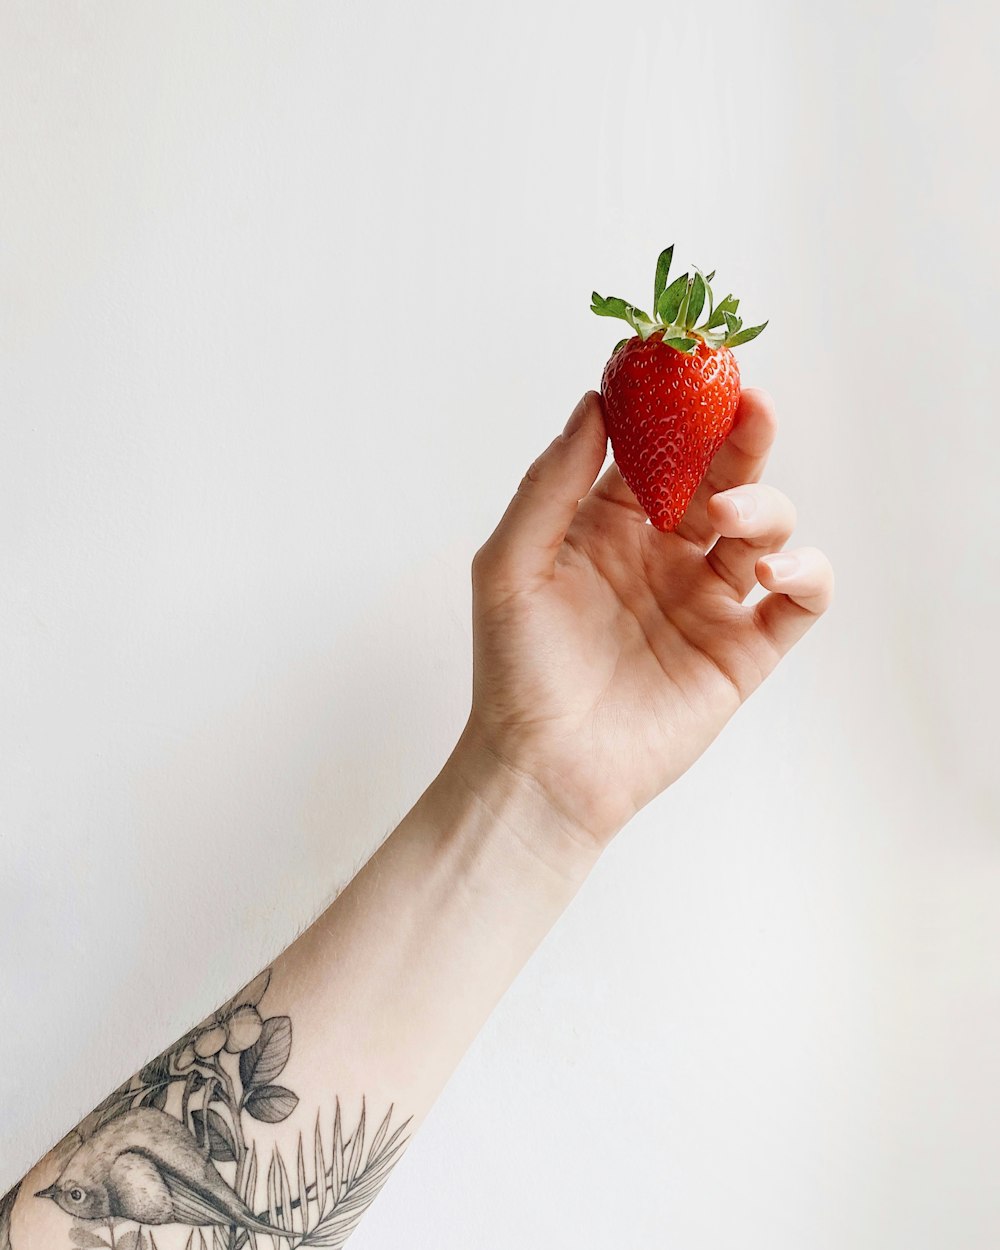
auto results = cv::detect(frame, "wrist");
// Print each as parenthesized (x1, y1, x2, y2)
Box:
(419, 725, 605, 892)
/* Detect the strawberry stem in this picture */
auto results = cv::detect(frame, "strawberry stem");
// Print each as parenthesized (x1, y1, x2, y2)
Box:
(591, 246, 767, 353)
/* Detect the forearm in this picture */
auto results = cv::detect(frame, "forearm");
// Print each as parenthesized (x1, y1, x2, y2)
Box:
(283, 736, 599, 1121)
(6, 735, 600, 1248)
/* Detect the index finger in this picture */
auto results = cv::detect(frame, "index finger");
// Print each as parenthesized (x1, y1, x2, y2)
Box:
(475, 392, 608, 589)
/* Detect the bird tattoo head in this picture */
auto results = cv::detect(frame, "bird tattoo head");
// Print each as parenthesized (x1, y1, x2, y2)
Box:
(34, 1107, 293, 1236)
(34, 1178, 108, 1221)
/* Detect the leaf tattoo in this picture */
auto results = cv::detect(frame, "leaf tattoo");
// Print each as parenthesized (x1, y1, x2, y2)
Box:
(15, 967, 411, 1250)
(239, 1019, 292, 1092)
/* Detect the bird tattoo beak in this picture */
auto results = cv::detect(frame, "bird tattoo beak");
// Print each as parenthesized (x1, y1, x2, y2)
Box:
(34, 1185, 58, 1200)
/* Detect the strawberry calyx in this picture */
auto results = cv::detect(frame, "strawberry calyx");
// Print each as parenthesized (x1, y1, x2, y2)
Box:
(591, 244, 767, 355)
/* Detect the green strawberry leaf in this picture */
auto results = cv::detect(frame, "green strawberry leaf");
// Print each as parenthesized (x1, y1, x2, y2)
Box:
(706, 294, 738, 329)
(686, 273, 706, 328)
(675, 276, 694, 330)
(657, 273, 689, 324)
(725, 320, 768, 346)
(702, 277, 716, 327)
(591, 292, 634, 322)
(653, 245, 674, 308)
(592, 293, 652, 333)
(597, 250, 766, 358)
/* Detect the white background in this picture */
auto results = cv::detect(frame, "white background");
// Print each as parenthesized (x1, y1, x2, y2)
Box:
(2, 2, 999, 1246)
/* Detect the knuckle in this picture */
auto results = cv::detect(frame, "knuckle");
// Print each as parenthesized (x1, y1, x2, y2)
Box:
(471, 542, 522, 597)
(756, 484, 796, 534)
(761, 482, 791, 506)
(517, 458, 544, 495)
(471, 542, 495, 580)
(472, 540, 515, 587)
(801, 544, 828, 567)
(801, 548, 835, 609)
(816, 552, 835, 586)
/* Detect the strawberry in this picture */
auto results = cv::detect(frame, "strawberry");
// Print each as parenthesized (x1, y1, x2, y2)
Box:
(592, 245, 767, 532)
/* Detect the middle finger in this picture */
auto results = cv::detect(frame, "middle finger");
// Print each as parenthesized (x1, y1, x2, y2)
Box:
(704, 483, 797, 599)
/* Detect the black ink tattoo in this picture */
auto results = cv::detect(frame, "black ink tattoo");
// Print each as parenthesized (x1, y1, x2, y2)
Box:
(0, 1184, 20, 1250)
(3, 968, 411, 1250)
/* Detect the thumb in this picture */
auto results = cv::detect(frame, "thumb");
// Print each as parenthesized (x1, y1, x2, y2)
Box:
(478, 391, 607, 585)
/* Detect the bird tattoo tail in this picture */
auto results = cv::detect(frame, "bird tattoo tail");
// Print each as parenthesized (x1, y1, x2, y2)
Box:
(155, 1163, 295, 1237)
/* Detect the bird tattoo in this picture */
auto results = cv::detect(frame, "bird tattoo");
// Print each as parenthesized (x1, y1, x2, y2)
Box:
(35, 1108, 294, 1236)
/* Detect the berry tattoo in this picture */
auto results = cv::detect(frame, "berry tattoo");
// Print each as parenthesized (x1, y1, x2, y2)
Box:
(592, 246, 767, 532)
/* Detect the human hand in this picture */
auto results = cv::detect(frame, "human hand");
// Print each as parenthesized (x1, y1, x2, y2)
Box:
(450, 389, 833, 856)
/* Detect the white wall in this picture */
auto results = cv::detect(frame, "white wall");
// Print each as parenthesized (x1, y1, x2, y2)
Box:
(2, 2, 998, 1246)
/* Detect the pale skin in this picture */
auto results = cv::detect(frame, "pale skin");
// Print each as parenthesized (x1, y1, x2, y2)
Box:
(5, 388, 833, 1248)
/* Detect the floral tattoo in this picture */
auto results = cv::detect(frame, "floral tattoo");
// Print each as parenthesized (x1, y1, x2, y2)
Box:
(2, 968, 411, 1250)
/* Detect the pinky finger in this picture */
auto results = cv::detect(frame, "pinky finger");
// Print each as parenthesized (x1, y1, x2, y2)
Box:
(753, 546, 835, 654)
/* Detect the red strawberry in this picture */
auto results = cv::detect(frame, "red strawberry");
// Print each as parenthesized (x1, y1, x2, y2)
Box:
(592, 246, 767, 532)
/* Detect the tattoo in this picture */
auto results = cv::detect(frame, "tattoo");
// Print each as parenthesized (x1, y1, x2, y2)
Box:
(4, 968, 411, 1250)
(0, 1184, 19, 1250)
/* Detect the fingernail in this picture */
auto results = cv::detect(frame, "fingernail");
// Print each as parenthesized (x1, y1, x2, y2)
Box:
(724, 491, 757, 522)
(563, 394, 590, 437)
(762, 552, 800, 580)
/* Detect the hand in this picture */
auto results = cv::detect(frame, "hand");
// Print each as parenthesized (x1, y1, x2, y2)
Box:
(451, 389, 834, 854)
